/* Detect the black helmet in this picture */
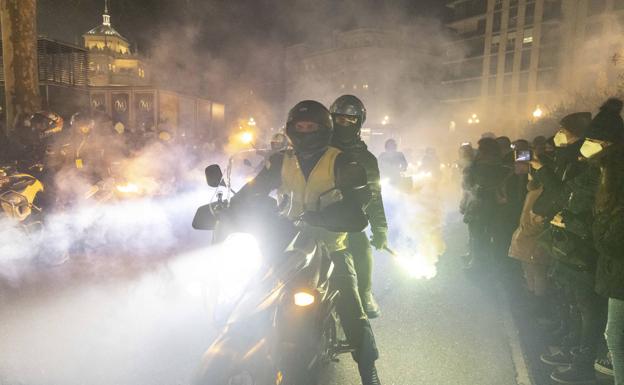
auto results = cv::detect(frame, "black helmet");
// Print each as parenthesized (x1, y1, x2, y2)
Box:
(30, 111, 64, 138)
(286, 100, 333, 156)
(329, 95, 366, 146)
(70, 111, 95, 135)
(330, 94, 367, 124)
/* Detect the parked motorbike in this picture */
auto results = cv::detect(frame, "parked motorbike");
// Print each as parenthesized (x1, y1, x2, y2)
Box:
(191, 163, 360, 385)
(0, 162, 44, 232)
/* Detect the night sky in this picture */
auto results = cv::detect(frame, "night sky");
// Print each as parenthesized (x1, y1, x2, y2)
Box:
(37, 0, 448, 103)
(38, 0, 447, 50)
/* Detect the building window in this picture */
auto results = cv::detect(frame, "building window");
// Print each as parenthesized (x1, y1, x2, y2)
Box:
(588, 0, 606, 16)
(543, 0, 562, 20)
(488, 77, 497, 96)
(477, 18, 487, 35)
(505, 52, 515, 73)
(525, 3, 536, 25)
(523, 28, 534, 46)
(494, 0, 503, 11)
(493, 12, 502, 33)
(466, 37, 486, 58)
(506, 33, 517, 51)
(521, 50, 531, 70)
(519, 72, 530, 92)
(541, 24, 561, 46)
(491, 35, 501, 53)
(509, 7, 518, 30)
(539, 47, 559, 68)
(490, 55, 498, 75)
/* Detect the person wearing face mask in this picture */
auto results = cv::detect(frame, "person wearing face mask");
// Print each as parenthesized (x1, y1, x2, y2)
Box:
(329, 95, 388, 319)
(537, 105, 612, 384)
(234, 100, 382, 385)
(588, 98, 624, 385)
(530, 112, 592, 220)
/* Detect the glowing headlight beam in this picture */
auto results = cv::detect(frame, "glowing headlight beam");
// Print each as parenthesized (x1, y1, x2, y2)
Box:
(293, 292, 315, 307)
(116, 183, 140, 194)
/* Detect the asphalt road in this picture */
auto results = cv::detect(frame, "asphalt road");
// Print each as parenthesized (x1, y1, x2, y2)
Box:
(321, 214, 522, 385)
(0, 214, 522, 385)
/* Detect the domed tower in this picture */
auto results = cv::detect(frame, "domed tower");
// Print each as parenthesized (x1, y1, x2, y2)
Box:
(83, 0, 147, 86)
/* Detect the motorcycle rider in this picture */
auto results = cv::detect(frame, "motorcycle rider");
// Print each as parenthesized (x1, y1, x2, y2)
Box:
(329, 94, 388, 319)
(235, 100, 381, 385)
(379, 138, 408, 185)
(67, 111, 107, 181)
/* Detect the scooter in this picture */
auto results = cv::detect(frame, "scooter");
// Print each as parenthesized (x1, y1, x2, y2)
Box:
(191, 163, 360, 385)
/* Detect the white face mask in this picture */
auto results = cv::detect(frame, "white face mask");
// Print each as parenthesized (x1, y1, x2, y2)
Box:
(553, 130, 568, 147)
(580, 139, 605, 158)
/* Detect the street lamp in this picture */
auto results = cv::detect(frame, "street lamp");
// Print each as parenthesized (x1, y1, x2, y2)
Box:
(248, 117, 256, 126)
(532, 106, 544, 119)
(468, 113, 479, 125)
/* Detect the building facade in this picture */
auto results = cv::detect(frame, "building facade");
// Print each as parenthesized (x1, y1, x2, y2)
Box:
(83, 2, 149, 87)
(285, 27, 439, 140)
(0, 37, 89, 118)
(443, 0, 624, 138)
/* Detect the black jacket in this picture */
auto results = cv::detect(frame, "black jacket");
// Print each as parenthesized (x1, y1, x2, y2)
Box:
(461, 158, 511, 223)
(533, 142, 584, 219)
(594, 146, 624, 300)
(333, 140, 388, 232)
(547, 160, 600, 270)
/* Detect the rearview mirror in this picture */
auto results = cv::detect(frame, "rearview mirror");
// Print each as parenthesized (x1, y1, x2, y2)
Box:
(205, 164, 223, 187)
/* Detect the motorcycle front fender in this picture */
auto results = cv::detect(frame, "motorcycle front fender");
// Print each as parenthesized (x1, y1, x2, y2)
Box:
(193, 309, 278, 385)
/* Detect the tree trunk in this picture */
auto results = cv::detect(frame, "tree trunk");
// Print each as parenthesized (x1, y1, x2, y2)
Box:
(1, 0, 41, 137)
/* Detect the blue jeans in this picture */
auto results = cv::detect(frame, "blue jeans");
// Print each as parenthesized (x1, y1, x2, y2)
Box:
(607, 298, 624, 385)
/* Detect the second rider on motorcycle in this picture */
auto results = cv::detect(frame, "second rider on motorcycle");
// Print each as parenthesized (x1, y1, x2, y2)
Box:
(234, 100, 382, 385)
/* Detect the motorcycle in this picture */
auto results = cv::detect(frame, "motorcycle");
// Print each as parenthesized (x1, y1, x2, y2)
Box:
(191, 162, 365, 385)
(0, 162, 44, 233)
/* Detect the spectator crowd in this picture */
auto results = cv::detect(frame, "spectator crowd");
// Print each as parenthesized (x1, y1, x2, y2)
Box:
(459, 98, 624, 385)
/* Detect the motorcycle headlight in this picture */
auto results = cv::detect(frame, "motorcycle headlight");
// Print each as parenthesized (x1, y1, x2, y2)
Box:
(293, 291, 315, 307)
(116, 182, 140, 194)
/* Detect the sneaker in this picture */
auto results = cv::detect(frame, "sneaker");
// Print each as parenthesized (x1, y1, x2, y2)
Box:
(594, 355, 614, 377)
(550, 365, 596, 384)
(541, 350, 573, 366)
(361, 292, 380, 319)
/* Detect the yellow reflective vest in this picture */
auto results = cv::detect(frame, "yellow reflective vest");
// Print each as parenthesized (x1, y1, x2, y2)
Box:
(279, 146, 347, 252)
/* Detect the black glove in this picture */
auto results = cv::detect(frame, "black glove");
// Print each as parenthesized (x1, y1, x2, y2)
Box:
(370, 228, 388, 250)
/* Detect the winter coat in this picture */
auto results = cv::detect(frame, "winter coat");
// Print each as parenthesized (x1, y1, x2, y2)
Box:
(330, 140, 388, 232)
(509, 181, 550, 265)
(594, 146, 624, 300)
(533, 142, 584, 219)
(544, 161, 600, 271)
(461, 158, 511, 224)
